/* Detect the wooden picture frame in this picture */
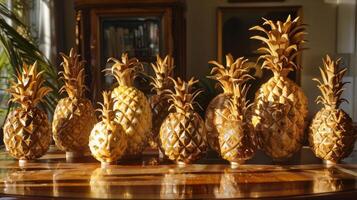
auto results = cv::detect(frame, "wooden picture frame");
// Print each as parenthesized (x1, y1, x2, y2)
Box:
(90, 8, 173, 100)
(74, 0, 186, 103)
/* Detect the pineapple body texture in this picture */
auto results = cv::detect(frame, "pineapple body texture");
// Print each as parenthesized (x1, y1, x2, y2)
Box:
(89, 121, 127, 163)
(112, 86, 152, 156)
(309, 108, 355, 162)
(4, 108, 51, 160)
(218, 120, 256, 163)
(53, 97, 97, 153)
(252, 75, 308, 160)
(205, 94, 230, 153)
(149, 95, 170, 149)
(160, 112, 207, 164)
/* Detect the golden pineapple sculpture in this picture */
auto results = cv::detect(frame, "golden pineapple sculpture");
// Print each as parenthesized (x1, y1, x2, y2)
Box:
(218, 82, 257, 165)
(106, 53, 152, 156)
(52, 48, 97, 155)
(160, 77, 207, 164)
(89, 91, 127, 164)
(148, 55, 174, 149)
(309, 55, 355, 163)
(205, 54, 251, 153)
(250, 16, 308, 161)
(3, 62, 52, 160)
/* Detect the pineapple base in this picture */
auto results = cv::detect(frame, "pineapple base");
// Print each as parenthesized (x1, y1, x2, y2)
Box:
(101, 161, 116, 168)
(18, 159, 29, 167)
(65, 151, 91, 163)
(66, 151, 85, 159)
(230, 161, 245, 168)
(324, 160, 338, 166)
(176, 161, 187, 166)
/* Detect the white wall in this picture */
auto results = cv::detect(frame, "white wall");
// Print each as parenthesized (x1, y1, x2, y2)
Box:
(186, 0, 340, 119)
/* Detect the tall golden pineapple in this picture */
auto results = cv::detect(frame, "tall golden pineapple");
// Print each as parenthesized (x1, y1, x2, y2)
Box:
(218, 83, 257, 165)
(3, 62, 52, 160)
(106, 53, 152, 156)
(160, 77, 207, 164)
(89, 91, 127, 164)
(148, 55, 174, 149)
(309, 55, 355, 163)
(53, 48, 97, 155)
(250, 16, 308, 160)
(205, 54, 252, 153)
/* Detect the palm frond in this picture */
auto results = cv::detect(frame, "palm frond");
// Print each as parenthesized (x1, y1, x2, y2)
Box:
(0, 3, 59, 123)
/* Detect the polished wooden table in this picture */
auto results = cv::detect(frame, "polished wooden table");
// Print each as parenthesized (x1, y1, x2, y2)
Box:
(0, 146, 356, 199)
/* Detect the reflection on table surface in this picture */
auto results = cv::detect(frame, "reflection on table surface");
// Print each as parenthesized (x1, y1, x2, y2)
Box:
(0, 146, 356, 199)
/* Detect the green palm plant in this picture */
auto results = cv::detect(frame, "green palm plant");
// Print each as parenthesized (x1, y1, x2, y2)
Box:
(0, 2, 58, 125)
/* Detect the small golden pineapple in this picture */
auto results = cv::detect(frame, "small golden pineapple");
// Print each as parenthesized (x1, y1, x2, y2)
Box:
(250, 16, 308, 161)
(309, 55, 355, 163)
(206, 54, 253, 153)
(106, 53, 152, 156)
(89, 91, 127, 164)
(3, 62, 52, 160)
(218, 83, 257, 165)
(160, 77, 207, 164)
(148, 55, 174, 149)
(52, 48, 97, 155)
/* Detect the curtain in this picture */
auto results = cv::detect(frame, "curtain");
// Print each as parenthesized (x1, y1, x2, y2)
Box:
(28, 0, 57, 64)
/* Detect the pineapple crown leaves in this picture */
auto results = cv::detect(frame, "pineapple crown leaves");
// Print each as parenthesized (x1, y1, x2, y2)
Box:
(58, 48, 87, 99)
(7, 61, 52, 110)
(149, 54, 175, 95)
(250, 15, 307, 75)
(96, 91, 117, 123)
(225, 83, 253, 121)
(208, 54, 253, 94)
(104, 53, 144, 87)
(166, 77, 203, 114)
(313, 55, 349, 109)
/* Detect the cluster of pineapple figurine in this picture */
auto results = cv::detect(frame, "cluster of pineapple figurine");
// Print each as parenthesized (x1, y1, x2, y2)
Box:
(3, 15, 356, 166)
